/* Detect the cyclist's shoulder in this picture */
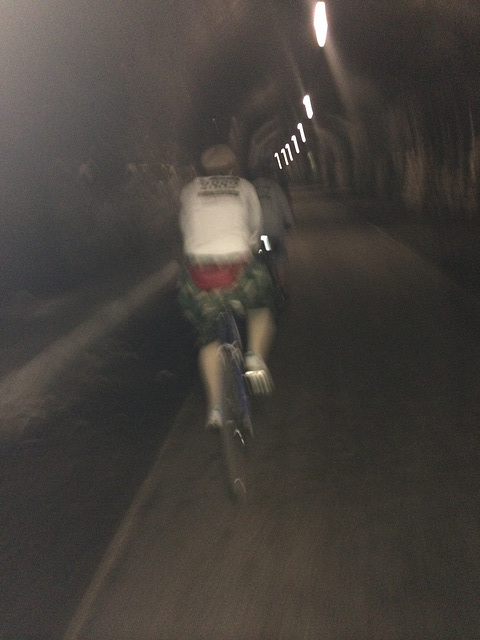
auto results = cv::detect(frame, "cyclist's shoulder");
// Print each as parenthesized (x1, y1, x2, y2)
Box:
(180, 176, 201, 197)
(238, 176, 257, 190)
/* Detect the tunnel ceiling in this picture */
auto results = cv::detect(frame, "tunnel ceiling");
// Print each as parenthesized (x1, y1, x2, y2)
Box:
(1, 0, 479, 171)
(175, 0, 480, 159)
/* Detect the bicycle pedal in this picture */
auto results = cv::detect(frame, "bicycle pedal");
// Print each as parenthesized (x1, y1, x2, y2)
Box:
(244, 368, 274, 395)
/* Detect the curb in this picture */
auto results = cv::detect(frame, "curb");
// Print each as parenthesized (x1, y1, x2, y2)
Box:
(61, 388, 199, 640)
(0, 260, 180, 439)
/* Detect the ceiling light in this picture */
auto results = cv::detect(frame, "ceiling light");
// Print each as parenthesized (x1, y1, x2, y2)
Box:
(297, 122, 306, 143)
(303, 95, 313, 119)
(314, 2, 328, 47)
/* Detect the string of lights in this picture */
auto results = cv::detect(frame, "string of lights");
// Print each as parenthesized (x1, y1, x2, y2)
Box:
(273, 3, 327, 169)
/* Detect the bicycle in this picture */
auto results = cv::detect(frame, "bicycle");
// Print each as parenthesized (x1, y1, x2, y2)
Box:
(216, 300, 253, 501)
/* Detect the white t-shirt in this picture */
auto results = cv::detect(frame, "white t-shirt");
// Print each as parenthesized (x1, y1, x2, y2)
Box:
(180, 175, 262, 261)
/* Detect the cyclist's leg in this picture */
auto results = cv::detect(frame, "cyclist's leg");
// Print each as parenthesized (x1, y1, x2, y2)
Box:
(199, 340, 222, 427)
(246, 307, 275, 362)
(178, 268, 223, 427)
(239, 258, 276, 393)
(240, 257, 276, 358)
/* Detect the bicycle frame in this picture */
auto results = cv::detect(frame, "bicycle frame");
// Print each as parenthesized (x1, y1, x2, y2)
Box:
(218, 310, 250, 423)
(217, 305, 253, 500)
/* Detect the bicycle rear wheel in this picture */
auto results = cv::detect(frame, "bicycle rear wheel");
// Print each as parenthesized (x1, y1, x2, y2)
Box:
(219, 344, 247, 500)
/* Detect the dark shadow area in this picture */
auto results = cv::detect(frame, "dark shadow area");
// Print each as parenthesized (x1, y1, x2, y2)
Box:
(0, 290, 196, 639)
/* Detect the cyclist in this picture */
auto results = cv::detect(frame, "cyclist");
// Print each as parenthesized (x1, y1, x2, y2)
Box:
(178, 144, 276, 429)
(251, 160, 295, 295)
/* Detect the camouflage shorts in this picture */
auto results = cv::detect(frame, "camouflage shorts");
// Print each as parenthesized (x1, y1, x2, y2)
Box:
(178, 256, 275, 347)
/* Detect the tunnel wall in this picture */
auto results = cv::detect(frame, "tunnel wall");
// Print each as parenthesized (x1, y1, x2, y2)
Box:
(297, 92, 479, 225)
(0, 154, 195, 303)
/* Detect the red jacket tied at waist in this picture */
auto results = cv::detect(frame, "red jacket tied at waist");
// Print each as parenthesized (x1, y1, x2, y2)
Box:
(187, 258, 247, 291)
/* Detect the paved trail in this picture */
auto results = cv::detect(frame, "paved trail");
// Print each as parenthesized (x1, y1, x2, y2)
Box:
(65, 193, 480, 639)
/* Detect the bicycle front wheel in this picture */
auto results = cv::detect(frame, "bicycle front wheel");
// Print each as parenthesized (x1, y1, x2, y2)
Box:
(219, 344, 247, 500)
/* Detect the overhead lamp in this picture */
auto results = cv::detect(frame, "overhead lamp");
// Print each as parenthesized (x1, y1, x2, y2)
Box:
(274, 152, 282, 169)
(281, 148, 289, 166)
(285, 143, 293, 162)
(291, 135, 300, 153)
(303, 94, 313, 119)
(314, 2, 328, 47)
(297, 122, 306, 143)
